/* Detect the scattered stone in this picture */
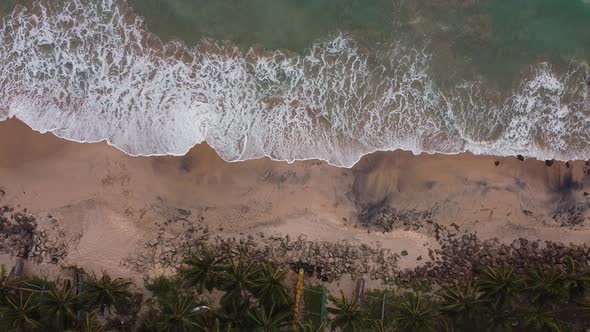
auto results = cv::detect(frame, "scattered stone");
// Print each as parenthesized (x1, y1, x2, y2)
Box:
(494, 161, 500, 167)
(401, 250, 408, 256)
(517, 155, 525, 161)
(416, 255, 422, 261)
(545, 159, 554, 167)
(566, 161, 571, 168)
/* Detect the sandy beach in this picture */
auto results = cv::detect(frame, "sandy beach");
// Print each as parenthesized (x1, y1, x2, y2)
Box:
(2, 118, 590, 294)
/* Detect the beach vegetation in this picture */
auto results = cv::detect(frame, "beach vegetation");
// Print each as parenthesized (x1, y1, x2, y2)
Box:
(3, 248, 590, 331)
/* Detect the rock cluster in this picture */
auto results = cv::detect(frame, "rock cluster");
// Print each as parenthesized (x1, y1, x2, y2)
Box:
(0, 206, 68, 264)
(552, 203, 589, 227)
(358, 201, 435, 232)
(395, 223, 590, 286)
(125, 211, 400, 283)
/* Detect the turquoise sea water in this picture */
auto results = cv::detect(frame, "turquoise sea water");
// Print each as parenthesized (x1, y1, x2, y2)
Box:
(130, 0, 590, 85)
(0, 0, 589, 166)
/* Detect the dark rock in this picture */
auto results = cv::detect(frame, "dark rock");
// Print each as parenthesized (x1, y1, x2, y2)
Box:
(517, 155, 525, 161)
(494, 161, 500, 166)
(417, 255, 422, 261)
(401, 250, 408, 256)
(565, 161, 570, 168)
(545, 160, 554, 167)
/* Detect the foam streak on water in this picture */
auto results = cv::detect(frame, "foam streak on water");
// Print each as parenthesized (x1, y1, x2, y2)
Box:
(0, 0, 589, 167)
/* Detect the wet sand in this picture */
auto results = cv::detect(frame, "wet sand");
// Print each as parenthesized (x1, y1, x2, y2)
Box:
(2, 118, 590, 291)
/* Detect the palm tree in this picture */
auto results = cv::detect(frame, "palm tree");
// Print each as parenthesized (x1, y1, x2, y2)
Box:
(38, 280, 78, 330)
(477, 266, 522, 307)
(575, 295, 590, 319)
(84, 271, 133, 317)
(520, 306, 562, 332)
(0, 265, 39, 304)
(67, 311, 105, 332)
(392, 292, 437, 332)
(327, 292, 366, 332)
(480, 303, 516, 332)
(252, 262, 290, 308)
(248, 304, 292, 331)
(439, 282, 484, 330)
(218, 258, 258, 309)
(206, 318, 234, 332)
(367, 319, 397, 332)
(294, 320, 327, 332)
(0, 291, 41, 331)
(564, 257, 590, 300)
(146, 275, 184, 304)
(523, 265, 570, 305)
(181, 248, 224, 293)
(152, 296, 205, 332)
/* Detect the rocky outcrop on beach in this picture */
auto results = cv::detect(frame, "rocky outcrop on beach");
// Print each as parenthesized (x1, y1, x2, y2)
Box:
(0, 205, 69, 264)
(395, 222, 590, 286)
(358, 200, 435, 232)
(123, 211, 399, 284)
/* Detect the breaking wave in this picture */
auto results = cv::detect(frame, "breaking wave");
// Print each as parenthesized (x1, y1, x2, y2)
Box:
(0, 0, 589, 167)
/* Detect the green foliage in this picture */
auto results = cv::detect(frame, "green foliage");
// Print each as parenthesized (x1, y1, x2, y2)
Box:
(70, 311, 106, 332)
(327, 292, 367, 332)
(146, 275, 185, 304)
(252, 262, 291, 309)
(0, 291, 41, 331)
(478, 266, 522, 307)
(391, 293, 437, 332)
(523, 265, 570, 305)
(180, 248, 224, 293)
(247, 303, 292, 331)
(38, 280, 78, 330)
(84, 271, 133, 316)
(439, 282, 484, 330)
(520, 305, 562, 332)
(151, 295, 205, 332)
(218, 257, 258, 309)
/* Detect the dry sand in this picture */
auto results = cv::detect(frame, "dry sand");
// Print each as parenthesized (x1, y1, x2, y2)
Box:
(2, 118, 590, 293)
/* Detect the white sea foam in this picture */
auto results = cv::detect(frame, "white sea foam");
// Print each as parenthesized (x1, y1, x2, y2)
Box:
(0, 0, 589, 167)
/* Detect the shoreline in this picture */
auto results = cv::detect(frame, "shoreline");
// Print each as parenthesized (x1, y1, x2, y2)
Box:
(1, 117, 584, 169)
(2, 117, 590, 293)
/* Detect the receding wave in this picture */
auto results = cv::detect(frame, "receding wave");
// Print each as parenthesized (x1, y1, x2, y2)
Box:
(0, 0, 589, 167)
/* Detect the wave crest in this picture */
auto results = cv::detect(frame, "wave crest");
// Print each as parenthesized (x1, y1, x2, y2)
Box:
(0, 0, 589, 167)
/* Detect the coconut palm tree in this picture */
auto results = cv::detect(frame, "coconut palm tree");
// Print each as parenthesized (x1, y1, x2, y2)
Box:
(67, 311, 105, 332)
(480, 303, 516, 332)
(575, 295, 590, 319)
(523, 265, 570, 305)
(327, 292, 367, 332)
(439, 282, 484, 330)
(218, 258, 258, 309)
(248, 303, 292, 332)
(520, 305, 562, 332)
(0, 291, 41, 331)
(38, 280, 78, 330)
(0, 265, 39, 305)
(252, 262, 290, 308)
(564, 257, 590, 300)
(477, 266, 522, 307)
(367, 319, 397, 332)
(152, 295, 205, 332)
(181, 248, 225, 293)
(294, 320, 327, 332)
(392, 292, 437, 332)
(84, 271, 133, 317)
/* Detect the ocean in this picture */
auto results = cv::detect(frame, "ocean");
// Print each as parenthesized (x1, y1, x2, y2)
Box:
(0, 0, 589, 167)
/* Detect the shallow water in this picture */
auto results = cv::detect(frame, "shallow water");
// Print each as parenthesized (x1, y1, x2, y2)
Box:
(0, 0, 589, 166)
